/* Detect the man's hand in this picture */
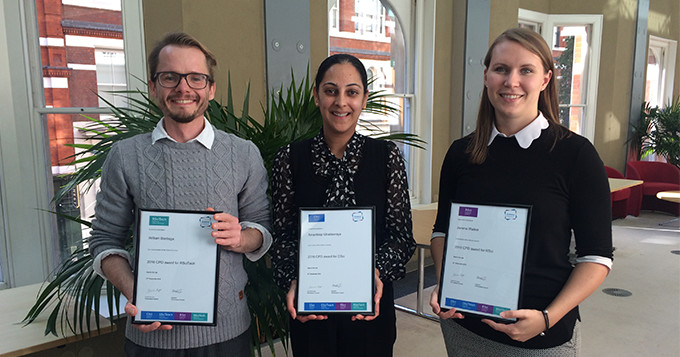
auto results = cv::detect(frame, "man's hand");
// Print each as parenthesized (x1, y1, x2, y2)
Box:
(125, 301, 173, 332)
(208, 208, 263, 253)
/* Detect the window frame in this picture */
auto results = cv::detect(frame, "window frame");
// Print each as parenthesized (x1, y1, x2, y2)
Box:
(646, 35, 677, 108)
(518, 9, 603, 142)
(0, 0, 146, 289)
(377, 0, 431, 204)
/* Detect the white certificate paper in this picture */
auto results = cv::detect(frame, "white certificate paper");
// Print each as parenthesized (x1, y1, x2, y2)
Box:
(439, 202, 531, 321)
(132, 209, 219, 325)
(297, 207, 375, 315)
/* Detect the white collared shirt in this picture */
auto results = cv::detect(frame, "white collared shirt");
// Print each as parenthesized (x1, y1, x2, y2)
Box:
(488, 112, 550, 149)
(152, 117, 215, 149)
(434, 112, 612, 270)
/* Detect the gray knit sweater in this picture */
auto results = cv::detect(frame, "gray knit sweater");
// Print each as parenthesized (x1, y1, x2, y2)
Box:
(88, 129, 271, 349)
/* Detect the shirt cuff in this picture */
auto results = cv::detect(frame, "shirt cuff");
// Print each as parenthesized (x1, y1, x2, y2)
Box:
(92, 248, 133, 279)
(240, 221, 272, 261)
(431, 232, 446, 240)
(575, 255, 613, 271)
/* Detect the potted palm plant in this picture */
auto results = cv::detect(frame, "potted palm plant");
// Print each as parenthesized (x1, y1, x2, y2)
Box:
(23, 72, 424, 356)
(633, 97, 680, 169)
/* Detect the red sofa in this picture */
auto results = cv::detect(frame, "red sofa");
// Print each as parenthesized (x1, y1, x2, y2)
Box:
(605, 166, 631, 219)
(626, 161, 680, 216)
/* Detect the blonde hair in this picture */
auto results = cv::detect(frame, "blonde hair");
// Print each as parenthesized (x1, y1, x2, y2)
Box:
(148, 32, 217, 82)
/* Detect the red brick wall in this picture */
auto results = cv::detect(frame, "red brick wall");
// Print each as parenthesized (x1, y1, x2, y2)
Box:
(330, 37, 390, 61)
(339, 0, 355, 33)
(66, 46, 95, 65)
(69, 70, 99, 108)
(35, 1, 123, 166)
(63, 5, 122, 24)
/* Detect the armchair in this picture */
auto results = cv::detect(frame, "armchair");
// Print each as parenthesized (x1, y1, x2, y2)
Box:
(626, 161, 680, 216)
(604, 166, 630, 219)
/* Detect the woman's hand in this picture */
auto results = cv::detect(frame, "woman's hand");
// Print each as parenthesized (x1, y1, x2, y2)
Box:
(429, 285, 464, 320)
(286, 280, 328, 323)
(352, 268, 383, 321)
(125, 301, 173, 333)
(482, 309, 545, 342)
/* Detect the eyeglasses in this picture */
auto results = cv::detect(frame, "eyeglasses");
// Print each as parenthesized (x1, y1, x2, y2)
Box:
(154, 71, 212, 89)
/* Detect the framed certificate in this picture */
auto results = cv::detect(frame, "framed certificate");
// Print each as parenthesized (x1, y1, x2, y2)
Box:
(296, 207, 375, 315)
(438, 202, 531, 322)
(132, 208, 220, 325)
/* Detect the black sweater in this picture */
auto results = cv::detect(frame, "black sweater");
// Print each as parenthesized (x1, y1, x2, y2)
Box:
(433, 124, 613, 348)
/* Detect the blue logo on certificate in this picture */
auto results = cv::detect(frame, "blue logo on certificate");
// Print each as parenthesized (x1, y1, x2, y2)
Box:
(504, 209, 518, 221)
(352, 211, 364, 222)
(308, 214, 325, 222)
(198, 216, 212, 228)
(149, 216, 170, 226)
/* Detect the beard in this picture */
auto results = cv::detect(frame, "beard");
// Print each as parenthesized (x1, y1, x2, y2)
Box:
(165, 111, 199, 123)
(158, 96, 209, 124)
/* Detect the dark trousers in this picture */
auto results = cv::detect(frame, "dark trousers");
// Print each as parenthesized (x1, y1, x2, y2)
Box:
(290, 282, 396, 357)
(123, 328, 250, 357)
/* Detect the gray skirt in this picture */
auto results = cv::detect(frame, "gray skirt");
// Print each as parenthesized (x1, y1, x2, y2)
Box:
(440, 319, 581, 357)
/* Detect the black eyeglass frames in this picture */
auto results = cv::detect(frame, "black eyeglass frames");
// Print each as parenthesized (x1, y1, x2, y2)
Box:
(153, 71, 212, 89)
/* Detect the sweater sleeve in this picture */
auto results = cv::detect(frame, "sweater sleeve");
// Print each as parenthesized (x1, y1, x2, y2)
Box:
(88, 142, 136, 276)
(568, 140, 614, 259)
(375, 142, 416, 281)
(433, 140, 466, 237)
(236, 140, 272, 260)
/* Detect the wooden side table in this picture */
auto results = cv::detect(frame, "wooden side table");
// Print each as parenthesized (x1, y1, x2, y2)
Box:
(655, 191, 680, 227)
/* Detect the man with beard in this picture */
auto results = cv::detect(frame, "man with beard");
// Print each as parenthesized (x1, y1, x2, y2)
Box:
(88, 32, 271, 356)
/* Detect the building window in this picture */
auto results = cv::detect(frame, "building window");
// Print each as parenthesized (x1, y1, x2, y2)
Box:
(352, 0, 390, 38)
(34, 0, 136, 266)
(0, 0, 144, 286)
(96, 49, 127, 107)
(553, 25, 590, 135)
(518, 10, 603, 141)
(329, 0, 415, 195)
(645, 35, 677, 108)
(329, 0, 339, 32)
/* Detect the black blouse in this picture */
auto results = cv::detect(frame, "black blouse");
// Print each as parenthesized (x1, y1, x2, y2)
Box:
(270, 132, 416, 290)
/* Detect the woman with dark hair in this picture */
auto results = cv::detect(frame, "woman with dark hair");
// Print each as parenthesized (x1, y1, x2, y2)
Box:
(429, 28, 613, 356)
(270, 53, 416, 356)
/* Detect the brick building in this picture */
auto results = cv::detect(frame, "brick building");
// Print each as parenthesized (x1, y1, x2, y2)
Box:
(37, 0, 124, 170)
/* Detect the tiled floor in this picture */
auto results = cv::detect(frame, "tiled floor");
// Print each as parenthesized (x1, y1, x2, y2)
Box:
(260, 212, 680, 356)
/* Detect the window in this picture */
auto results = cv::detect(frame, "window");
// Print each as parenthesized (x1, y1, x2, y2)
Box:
(645, 35, 677, 108)
(518, 9, 603, 141)
(329, 0, 339, 32)
(36, 0, 139, 267)
(0, 0, 145, 287)
(353, 0, 387, 37)
(96, 49, 128, 107)
(553, 25, 591, 134)
(329, 0, 418, 198)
